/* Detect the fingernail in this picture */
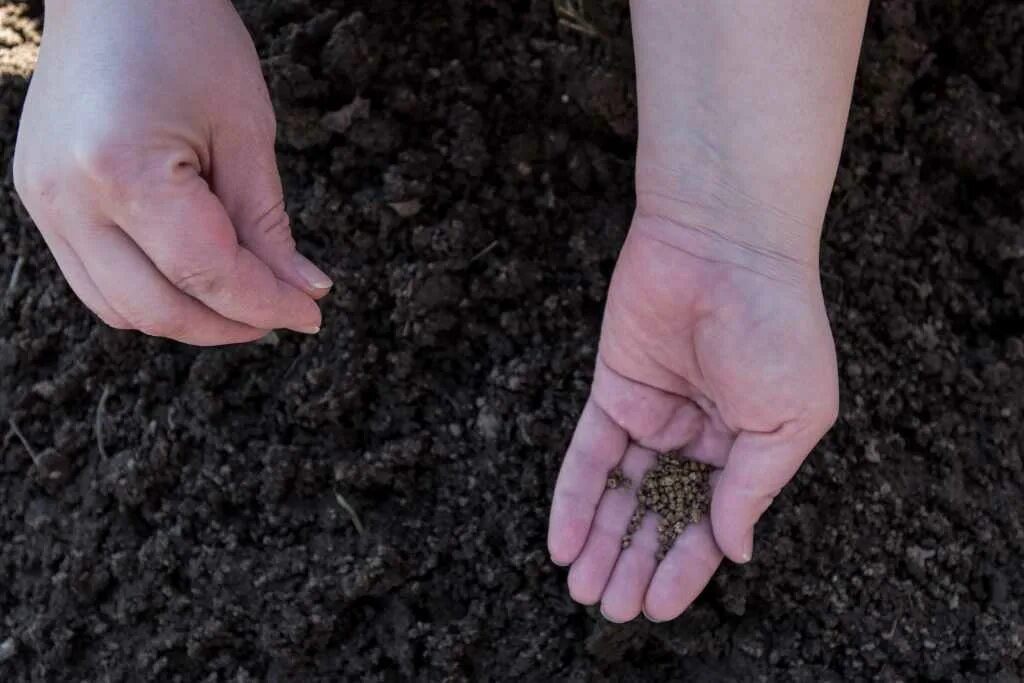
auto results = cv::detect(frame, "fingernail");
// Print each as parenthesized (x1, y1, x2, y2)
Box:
(297, 324, 321, 335)
(293, 253, 333, 290)
(739, 534, 753, 563)
(550, 555, 569, 567)
(643, 608, 665, 623)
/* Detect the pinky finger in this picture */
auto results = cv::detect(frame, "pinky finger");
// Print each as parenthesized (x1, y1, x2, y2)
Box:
(39, 230, 130, 329)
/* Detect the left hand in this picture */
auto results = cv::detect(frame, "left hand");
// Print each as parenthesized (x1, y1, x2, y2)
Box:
(547, 211, 839, 622)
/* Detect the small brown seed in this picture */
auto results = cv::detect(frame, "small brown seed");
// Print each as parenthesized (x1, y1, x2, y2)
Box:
(619, 452, 712, 562)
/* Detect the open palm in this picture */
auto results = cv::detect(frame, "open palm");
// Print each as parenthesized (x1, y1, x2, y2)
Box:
(548, 214, 839, 622)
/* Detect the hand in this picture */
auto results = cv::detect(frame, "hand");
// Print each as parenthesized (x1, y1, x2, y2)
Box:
(13, 0, 331, 345)
(547, 212, 839, 622)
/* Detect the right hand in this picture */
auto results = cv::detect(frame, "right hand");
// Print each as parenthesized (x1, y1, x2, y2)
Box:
(13, 0, 331, 345)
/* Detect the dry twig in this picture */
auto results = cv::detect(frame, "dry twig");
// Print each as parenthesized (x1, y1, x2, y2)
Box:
(469, 240, 499, 263)
(335, 491, 366, 536)
(95, 385, 111, 458)
(8, 418, 39, 465)
(554, 0, 602, 38)
(3, 255, 24, 305)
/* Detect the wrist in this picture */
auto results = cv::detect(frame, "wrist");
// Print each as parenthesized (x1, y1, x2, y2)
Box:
(628, 0, 867, 279)
(633, 163, 823, 281)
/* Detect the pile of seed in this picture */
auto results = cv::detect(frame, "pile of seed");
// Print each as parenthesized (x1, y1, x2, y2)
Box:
(611, 453, 712, 561)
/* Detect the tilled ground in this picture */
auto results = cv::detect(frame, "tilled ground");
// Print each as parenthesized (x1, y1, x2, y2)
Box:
(1, 1, 1023, 681)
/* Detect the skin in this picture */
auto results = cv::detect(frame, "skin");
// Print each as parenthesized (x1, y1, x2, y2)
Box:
(14, 0, 869, 622)
(14, 0, 331, 345)
(547, 0, 869, 622)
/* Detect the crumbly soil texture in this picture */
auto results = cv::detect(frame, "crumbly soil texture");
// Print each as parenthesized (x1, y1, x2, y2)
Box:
(2, 1, 1024, 681)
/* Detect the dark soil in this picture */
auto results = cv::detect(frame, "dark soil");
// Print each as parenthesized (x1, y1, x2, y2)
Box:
(2, 1, 1023, 680)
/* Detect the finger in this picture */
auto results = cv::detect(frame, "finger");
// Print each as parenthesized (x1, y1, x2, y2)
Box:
(211, 132, 332, 299)
(548, 397, 629, 566)
(38, 229, 130, 329)
(643, 518, 723, 622)
(71, 223, 270, 346)
(600, 507, 660, 623)
(567, 445, 656, 605)
(112, 172, 322, 334)
(592, 356, 703, 451)
(712, 423, 823, 563)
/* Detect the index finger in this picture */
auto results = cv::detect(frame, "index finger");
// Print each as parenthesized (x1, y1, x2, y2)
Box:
(114, 173, 322, 334)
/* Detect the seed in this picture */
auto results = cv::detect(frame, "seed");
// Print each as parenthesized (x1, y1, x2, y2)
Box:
(606, 467, 632, 490)
(616, 452, 712, 561)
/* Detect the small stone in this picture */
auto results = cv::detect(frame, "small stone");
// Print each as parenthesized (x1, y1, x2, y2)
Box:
(257, 331, 281, 346)
(388, 199, 423, 218)
(0, 637, 16, 663)
(475, 407, 502, 440)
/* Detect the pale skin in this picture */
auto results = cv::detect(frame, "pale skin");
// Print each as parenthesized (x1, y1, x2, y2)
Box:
(14, 1, 868, 621)
(548, 1, 868, 622)
(14, 0, 331, 345)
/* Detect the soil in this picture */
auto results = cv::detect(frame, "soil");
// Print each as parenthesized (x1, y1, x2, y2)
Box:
(1, 1, 1023, 681)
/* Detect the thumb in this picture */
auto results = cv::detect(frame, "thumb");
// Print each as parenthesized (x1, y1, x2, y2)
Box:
(212, 130, 333, 299)
(711, 423, 824, 564)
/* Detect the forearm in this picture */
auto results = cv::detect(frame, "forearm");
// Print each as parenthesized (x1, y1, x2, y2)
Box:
(631, 0, 869, 267)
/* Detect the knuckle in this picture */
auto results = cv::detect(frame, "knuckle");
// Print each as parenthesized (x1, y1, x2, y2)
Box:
(166, 246, 236, 301)
(588, 516, 622, 545)
(72, 133, 182, 199)
(133, 313, 186, 341)
(170, 264, 226, 299)
(248, 201, 295, 249)
(74, 136, 138, 186)
(12, 149, 56, 208)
